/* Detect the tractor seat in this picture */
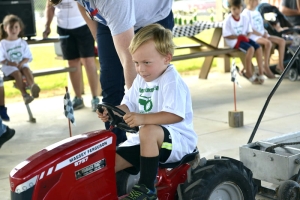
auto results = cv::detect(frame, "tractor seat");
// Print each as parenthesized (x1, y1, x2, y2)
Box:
(159, 148, 199, 169)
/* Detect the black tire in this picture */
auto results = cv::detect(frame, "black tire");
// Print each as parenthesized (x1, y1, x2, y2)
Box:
(277, 180, 300, 200)
(289, 68, 298, 82)
(178, 157, 257, 200)
(116, 170, 140, 196)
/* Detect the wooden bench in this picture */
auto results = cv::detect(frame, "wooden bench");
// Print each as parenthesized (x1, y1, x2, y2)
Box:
(3, 67, 76, 123)
(3, 67, 76, 81)
(172, 27, 239, 79)
(172, 32, 289, 79)
(173, 30, 240, 79)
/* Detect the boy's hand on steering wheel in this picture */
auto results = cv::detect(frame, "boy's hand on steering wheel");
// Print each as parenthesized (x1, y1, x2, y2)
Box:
(96, 107, 109, 122)
(123, 112, 144, 127)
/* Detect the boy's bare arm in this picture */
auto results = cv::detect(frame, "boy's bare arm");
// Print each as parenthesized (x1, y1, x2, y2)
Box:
(117, 104, 130, 113)
(124, 111, 183, 127)
(224, 35, 238, 39)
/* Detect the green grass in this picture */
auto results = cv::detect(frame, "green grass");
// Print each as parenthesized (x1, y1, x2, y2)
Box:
(4, 19, 220, 98)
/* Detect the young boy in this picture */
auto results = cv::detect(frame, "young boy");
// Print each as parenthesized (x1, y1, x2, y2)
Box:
(243, 0, 286, 78)
(97, 24, 198, 199)
(222, 0, 265, 84)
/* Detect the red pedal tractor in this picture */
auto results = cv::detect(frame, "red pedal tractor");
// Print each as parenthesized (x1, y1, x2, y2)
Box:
(9, 103, 256, 200)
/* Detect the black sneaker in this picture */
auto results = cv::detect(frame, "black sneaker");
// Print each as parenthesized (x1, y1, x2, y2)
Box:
(0, 127, 15, 148)
(122, 184, 157, 200)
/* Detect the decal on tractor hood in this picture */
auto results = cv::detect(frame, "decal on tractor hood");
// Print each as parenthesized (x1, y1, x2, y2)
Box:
(55, 137, 112, 172)
(75, 158, 106, 180)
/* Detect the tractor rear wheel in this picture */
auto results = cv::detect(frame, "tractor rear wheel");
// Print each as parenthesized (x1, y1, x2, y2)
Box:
(178, 157, 256, 200)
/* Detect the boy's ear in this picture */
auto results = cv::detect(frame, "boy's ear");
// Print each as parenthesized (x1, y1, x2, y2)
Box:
(164, 53, 172, 64)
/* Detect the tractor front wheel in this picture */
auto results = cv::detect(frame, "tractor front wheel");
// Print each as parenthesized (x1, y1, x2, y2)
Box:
(178, 157, 256, 200)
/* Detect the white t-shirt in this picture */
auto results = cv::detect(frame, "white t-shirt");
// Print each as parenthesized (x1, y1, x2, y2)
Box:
(76, 0, 173, 36)
(222, 13, 253, 48)
(0, 38, 32, 64)
(242, 9, 268, 41)
(54, 0, 86, 29)
(120, 64, 198, 163)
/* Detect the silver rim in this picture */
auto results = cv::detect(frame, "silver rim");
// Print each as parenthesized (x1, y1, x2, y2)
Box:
(209, 181, 244, 200)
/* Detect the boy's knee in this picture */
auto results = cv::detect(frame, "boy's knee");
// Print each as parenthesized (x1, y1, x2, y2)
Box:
(265, 40, 272, 49)
(247, 47, 254, 54)
(139, 124, 163, 141)
(139, 125, 154, 137)
(279, 38, 286, 46)
(255, 46, 262, 53)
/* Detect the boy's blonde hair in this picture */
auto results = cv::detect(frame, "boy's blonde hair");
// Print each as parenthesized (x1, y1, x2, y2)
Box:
(129, 24, 175, 56)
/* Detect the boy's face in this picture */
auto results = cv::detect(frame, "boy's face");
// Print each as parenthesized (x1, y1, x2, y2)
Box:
(132, 40, 172, 82)
(230, 5, 242, 18)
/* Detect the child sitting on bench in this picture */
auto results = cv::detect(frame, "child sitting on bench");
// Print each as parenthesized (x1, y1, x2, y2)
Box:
(0, 14, 40, 104)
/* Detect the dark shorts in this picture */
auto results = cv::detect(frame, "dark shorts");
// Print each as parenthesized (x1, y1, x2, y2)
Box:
(116, 126, 172, 174)
(238, 39, 260, 53)
(57, 24, 95, 60)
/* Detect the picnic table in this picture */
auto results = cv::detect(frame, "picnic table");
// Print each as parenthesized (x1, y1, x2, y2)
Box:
(172, 21, 238, 79)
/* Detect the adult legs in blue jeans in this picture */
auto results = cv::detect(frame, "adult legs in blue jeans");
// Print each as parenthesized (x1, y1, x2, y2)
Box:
(96, 11, 174, 146)
(97, 24, 127, 146)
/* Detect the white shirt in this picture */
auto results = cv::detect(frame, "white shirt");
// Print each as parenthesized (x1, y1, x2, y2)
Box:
(76, 0, 173, 36)
(121, 64, 198, 163)
(0, 38, 32, 76)
(54, 0, 86, 29)
(242, 9, 267, 41)
(0, 38, 32, 66)
(222, 13, 253, 48)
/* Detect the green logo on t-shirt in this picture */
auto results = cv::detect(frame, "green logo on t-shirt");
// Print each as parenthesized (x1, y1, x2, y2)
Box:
(139, 95, 153, 112)
(9, 52, 22, 62)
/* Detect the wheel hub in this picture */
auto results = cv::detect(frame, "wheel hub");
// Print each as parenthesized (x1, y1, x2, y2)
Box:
(209, 181, 244, 200)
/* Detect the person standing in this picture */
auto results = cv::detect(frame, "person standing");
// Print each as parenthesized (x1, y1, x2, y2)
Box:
(280, 0, 300, 26)
(43, 0, 100, 111)
(48, 0, 174, 146)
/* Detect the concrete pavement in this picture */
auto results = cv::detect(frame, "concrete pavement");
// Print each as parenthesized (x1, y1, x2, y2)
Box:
(0, 71, 299, 199)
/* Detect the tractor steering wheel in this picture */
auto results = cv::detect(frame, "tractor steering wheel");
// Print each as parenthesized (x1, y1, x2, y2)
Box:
(97, 102, 139, 133)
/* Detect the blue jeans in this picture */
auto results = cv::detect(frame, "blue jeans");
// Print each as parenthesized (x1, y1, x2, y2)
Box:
(96, 11, 174, 146)
(0, 118, 6, 136)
